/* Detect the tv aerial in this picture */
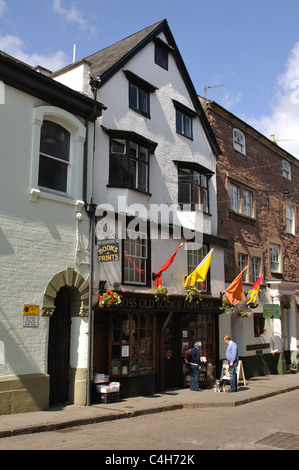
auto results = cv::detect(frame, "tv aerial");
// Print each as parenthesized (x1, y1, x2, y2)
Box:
(203, 84, 224, 98)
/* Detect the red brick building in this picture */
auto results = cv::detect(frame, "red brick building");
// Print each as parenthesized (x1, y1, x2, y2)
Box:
(200, 97, 299, 376)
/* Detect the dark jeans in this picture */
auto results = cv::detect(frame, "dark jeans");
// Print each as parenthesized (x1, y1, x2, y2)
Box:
(189, 364, 200, 390)
(229, 362, 238, 391)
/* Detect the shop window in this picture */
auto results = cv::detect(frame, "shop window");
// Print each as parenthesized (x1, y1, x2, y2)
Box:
(111, 313, 154, 376)
(181, 313, 215, 364)
(187, 245, 210, 292)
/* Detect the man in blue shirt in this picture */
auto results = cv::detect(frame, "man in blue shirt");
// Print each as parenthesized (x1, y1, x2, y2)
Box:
(223, 335, 238, 392)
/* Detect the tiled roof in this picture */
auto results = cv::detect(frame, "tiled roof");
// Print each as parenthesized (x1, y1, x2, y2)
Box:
(84, 20, 165, 81)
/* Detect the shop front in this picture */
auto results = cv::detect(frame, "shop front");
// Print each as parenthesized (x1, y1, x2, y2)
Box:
(93, 293, 221, 399)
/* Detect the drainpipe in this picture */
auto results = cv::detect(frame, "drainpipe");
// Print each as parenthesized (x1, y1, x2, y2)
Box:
(86, 201, 96, 406)
(86, 76, 102, 406)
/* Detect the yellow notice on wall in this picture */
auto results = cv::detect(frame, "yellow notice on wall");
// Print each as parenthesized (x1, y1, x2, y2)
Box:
(23, 305, 39, 327)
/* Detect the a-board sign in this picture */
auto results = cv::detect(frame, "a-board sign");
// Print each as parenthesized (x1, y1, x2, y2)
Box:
(220, 360, 246, 386)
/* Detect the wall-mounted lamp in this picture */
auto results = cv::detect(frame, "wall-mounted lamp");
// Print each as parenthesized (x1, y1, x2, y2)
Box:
(265, 188, 291, 201)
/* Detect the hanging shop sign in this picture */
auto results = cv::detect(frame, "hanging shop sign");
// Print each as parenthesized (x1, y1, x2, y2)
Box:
(23, 304, 39, 327)
(263, 304, 280, 318)
(98, 243, 119, 262)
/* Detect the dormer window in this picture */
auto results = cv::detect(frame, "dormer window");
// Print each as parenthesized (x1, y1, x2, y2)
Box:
(233, 128, 246, 154)
(154, 38, 172, 70)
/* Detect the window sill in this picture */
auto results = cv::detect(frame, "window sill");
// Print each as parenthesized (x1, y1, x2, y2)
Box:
(107, 184, 152, 197)
(229, 210, 256, 225)
(30, 187, 84, 209)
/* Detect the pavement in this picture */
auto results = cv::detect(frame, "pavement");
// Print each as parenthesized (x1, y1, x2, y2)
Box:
(0, 373, 298, 439)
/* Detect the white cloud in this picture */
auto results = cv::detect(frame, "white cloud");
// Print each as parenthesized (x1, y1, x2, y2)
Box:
(249, 42, 299, 159)
(0, 34, 69, 71)
(220, 91, 243, 109)
(53, 0, 87, 29)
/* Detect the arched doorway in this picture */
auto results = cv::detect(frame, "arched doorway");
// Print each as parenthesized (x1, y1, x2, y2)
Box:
(42, 267, 90, 406)
(48, 287, 72, 405)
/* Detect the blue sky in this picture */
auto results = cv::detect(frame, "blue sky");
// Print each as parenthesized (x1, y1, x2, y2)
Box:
(1, 0, 299, 157)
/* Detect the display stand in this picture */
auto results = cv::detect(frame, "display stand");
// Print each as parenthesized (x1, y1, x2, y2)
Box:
(220, 360, 246, 386)
(183, 360, 208, 388)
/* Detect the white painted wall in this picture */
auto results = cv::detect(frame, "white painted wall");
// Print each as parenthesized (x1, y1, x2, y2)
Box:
(0, 84, 92, 377)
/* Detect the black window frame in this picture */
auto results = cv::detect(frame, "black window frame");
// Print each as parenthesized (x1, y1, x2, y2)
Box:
(173, 100, 197, 140)
(124, 70, 157, 119)
(104, 128, 157, 194)
(175, 161, 212, 213)
(154, 38, 172, 70)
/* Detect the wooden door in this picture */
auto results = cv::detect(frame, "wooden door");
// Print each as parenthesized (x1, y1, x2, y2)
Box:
(48, 287, 71, 405)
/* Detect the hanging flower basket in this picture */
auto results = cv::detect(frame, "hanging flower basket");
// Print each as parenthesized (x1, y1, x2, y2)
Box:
(185, 286, 202, 304)
(220, 298, 252, 317)
(99, 289, 122, 308)
(220, 297, 234, 314)
(247, 301, 259, 309)
(153, 285, 170, 302)
(236, 309, 252, 318)
(234, 301, 252, 318)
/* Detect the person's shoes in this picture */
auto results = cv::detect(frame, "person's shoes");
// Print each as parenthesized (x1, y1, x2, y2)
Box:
(225, 389, 236, 393)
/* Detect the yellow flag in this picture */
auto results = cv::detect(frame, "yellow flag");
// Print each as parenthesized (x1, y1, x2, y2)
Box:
(185, 249, 213, 288)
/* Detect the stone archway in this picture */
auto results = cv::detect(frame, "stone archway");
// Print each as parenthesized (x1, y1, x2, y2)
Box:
(41, 267, 89, 318)
(42, 267, 90, 406)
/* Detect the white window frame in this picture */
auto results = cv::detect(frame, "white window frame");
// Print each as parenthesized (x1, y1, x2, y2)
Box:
(30, 106, 86, 203)
(238, 253, 248, 282)
(282, 159, 291, 180)
(286, 204, 295, 235)
(233, 128, 246, 155)
(243, 189, 253, 217)
(270, 244, 280, 272)
(123, 228, 148, 285)
(187, 244, 209, 292)
(230, 183, 240, 212)
(252, 256, 261, 283)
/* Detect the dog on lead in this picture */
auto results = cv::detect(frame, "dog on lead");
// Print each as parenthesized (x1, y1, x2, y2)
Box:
(214, 379, 225, 392)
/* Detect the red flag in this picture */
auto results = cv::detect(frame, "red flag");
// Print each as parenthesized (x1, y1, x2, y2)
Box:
(246, 274, 263, 304)
(154, 243, 183, 287)
(225, 266, 247, 306)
